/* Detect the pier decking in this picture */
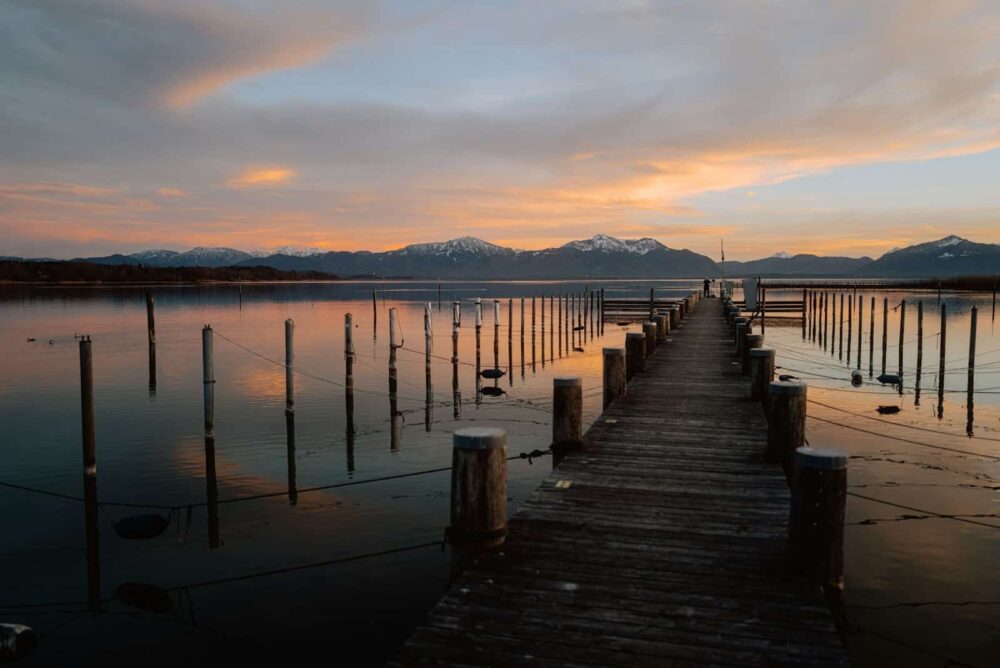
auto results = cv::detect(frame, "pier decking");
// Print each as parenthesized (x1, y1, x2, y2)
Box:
(395, 300, 847, 666)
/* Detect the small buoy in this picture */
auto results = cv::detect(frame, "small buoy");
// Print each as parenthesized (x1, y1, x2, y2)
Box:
(113, 513, 171, 540)
(48, 340, 54, 345)
(573, 325, 585, 331)
(615, 321, 630, 327)
(480, 368, 506, 379)
(778, 374, 799, 382)
(877, 373, 902, 385)
(876, 405, 901, 415)
(115, 582, 174, 614)
(573, 347, 585, 353)
(25, 338, 35, 343)
(479, 386, 506, 397)
(0, 624, 38, 660)
(851, 370, 864, 387)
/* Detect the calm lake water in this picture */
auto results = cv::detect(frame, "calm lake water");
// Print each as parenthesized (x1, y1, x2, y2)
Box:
(1, 281, 997, 666)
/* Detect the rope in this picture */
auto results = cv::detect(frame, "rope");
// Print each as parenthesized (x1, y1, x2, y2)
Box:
(846, 491, 1000, 530)
(807, 398, 1000, 446)
(807, 414, 998, 460)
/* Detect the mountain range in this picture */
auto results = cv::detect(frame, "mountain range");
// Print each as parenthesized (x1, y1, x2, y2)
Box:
(9, 234, 999, 278)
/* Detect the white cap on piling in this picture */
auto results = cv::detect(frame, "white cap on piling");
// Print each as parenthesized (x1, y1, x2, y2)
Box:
(453, 427, 506, 450)
(626, 332, 645, 339)
(795, 446, 848, 471)
(554, 376, 582, 388)
(603, 346, 626, 355)
(750, 347, 776, 357)
(769, 380, 807, 396)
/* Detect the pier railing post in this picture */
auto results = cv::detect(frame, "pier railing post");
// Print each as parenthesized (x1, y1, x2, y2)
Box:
(450, 428, 507, 545)
(766, 381, 807, 476)
(552, 377, 583, 467)
(602, 347, 626, 408)
(743, 333, 763, 376)
(642, 321, 657, 356)
(625, 332, 645, 380)
(790, 447, 847, 590)
(749, 348, 776, 403)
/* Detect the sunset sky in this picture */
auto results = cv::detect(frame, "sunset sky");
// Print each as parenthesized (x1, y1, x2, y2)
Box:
(1, 0, 997, 260)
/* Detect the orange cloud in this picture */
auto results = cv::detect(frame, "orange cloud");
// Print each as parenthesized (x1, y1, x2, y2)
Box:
(157, 187, 186, 198)
(226, 166, 296, 188)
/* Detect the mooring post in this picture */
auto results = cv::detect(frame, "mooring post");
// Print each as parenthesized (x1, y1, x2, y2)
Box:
(837, 293, 843, 359)
(766, 380, 807, 477)
(145, 291, 155, 345)
(938, 302, 947, 418)
(968, 306, 977, 434)
(790, 447, 847, 590)
(642, 321, 657, 356)
(450, 427, 507, 544)
(802, 289, 807, 339)
(654, 313, 667, 343)
(881, 297, 888, 375)
(898, 299, 906, 381)
(557, 293, 563, 357)
(869, 296, 875, 376)
(600, 288, 605, 335)
(530, 296, 537, 367)
(372, 288, 378, 339)
(493, 299, 500, 371)
(519, 297, 525, 370)
(550, 295, 555, 361)
(79, 337, 100, 612)
(389, 308, 400, 400)
(625, 332, 645, 380)
(602, 347, 626, 408)
(743, 333, 764, 376)
(669, 305, 680, 330)
(438, 283, 442, 310)
(735, 321, 748, 359)
(552, 377, 583, 467)
(283, 318, 295, 415)
(915, 301, 923, 404)
(425, 302, 434, 393)
(344, 314, 354, 392)
(570, 293, 576, 349)
(202, 325, 215, 439)
(856, 294, 863, 370)
(540, 296, 546, 366)
(749, 348, 776, 403)
(649, 287, 654, 321)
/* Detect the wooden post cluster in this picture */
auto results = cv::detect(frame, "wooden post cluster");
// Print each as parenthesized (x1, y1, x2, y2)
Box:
(450, 427, 507, 545)
(790, 447, 847, 590)
(552, 377, 583, 467)
(602, 347, 626, 408)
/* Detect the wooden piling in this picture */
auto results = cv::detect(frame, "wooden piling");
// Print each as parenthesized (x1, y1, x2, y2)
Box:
(79, 337, 100, 612)
(642, 321, 657, 356)
(202, 326, 215, 438)
(531, 297, 537, 368)
(967, 306, 977, 434)
(898, 299, 906, 380)
(649, 287, 654, 321)
(389, 308, 400, 400)
(284, 319, 294, 415)
(550, 295, 555, 361)
(557, 293, 563, 357)
(625, 332, 645, 381)
(856, 294, 863, 370)
(938, 302, 947, 419)
(540, 296, 546, 366)
(831, 292, 837, 357)
(654, 313, 667, 343)
(519, 298, 525, 372)
(450, 428, 507, 544)
(426, 303, 434, 397)
(790, 447, 847, 590)
(766, 381, 807, 477)
(915, 301, 923, 404)
(493, 300, 501, 371)
(749, 347, 776, 403)
(552, 377, 583, 466)
(600, 288, 605, 335)
(881, 298, 888, 376)
(743, 333, 763, 376)
(802, 289, 807, 339)
(735, 321, 748, 360)
(846, 292, 852, 362)
(344, 314, 354, 393)
(869, 296, 875, 376)
(145, 291, 155, 345)
(602, 347, 626, 408)
(372, 288, 378, 338)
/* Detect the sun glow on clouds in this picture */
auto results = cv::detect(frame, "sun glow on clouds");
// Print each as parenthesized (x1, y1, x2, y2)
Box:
(227, 167, 296, 188)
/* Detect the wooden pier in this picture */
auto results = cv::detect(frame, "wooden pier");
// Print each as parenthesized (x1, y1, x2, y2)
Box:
(395, 298, 846, 666)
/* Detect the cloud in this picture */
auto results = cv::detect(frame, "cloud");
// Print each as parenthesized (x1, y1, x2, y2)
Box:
(226, 166, 297, 188)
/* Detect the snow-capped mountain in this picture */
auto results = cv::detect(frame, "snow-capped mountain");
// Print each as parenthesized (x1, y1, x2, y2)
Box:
(861, 235, 1000, 277)
(251, 245, 328, 258)
(562, 234, 666, 255)
(397, 237, 512, 258)
(130, 249, 180, 263)
(769, 251, 791, 259)
(83, 246, 252, 268)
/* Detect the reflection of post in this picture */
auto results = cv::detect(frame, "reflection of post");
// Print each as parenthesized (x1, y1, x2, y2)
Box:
(285, 319, 295, 416)
(286, 413, 297, 505)
(202, 326, 220, 548)
(148, 341, 157, 397)
(967, 306, 977, 435)
(938, 303, 947, 419)
(915, 302, 923, 405)
(79, 338, 101, 612)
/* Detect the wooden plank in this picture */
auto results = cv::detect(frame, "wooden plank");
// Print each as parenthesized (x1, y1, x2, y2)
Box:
(395, 300, 847, 666)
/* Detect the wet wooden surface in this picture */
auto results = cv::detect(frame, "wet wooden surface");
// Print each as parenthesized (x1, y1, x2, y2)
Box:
(394, 300, 847, 666)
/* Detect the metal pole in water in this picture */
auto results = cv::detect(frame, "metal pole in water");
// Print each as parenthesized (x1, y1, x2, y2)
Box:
(285, 318, 294, 415)
(345, 313, 355, 442)
(831, 292, 837, 358)
(558, 293, 563, 357)
(79, 337, 100, 612)
(493, 300, 500, 371)
(938, 302, 947, 419)
(453, 301, 461, 418)
(201, 328, 219, 548)
(519, 297, 525, 376)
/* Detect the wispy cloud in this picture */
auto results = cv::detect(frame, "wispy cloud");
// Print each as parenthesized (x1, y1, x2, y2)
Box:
(226, 166, 297, 188)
